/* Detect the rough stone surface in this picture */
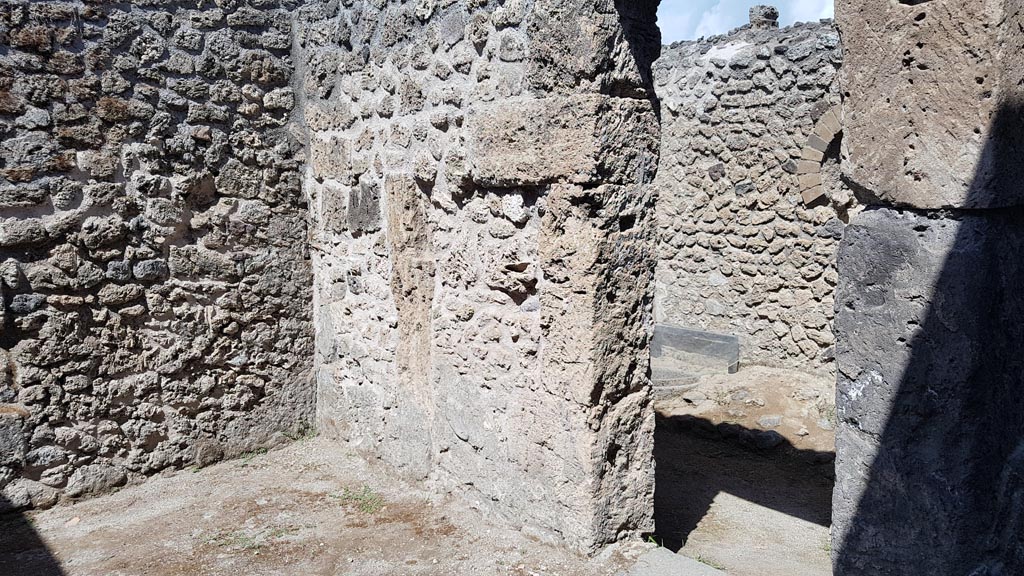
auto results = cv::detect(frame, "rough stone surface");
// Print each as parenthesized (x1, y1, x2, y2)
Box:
(467, 95, 657, 187)
(0, 1, 315, 509)
(297, 0, 661, 552)
(653, 20, 850, 371)
(624, 547, 725, 576)
(0, 437, 666, 576)
(20, 2, 1024, 570)
(834, 207, 1024, 575)
(836, 0, 1024, 208)
(748, 5, 779, 30)
(832, 1, 1024, 574)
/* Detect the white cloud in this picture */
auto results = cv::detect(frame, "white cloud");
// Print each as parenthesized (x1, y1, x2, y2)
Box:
(693, 0, 750, 39)
(786, 0, 835, 23)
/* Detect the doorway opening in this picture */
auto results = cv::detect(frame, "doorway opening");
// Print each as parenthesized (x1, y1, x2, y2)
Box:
(648, 6, 849, 574)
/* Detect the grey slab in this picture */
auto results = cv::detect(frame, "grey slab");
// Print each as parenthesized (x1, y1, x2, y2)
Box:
(651, 324, 740, 377)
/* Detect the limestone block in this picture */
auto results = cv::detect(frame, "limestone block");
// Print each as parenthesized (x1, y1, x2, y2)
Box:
(797, 160, 821, 174)
(798, 173, 822, 191)
(539, 183, 656, 550)
(466, 95, 658, 188)
(836, 0, 1024, 208)
(0, 414, 26, 467)
(310, 134, 352, 183)
(383, 173, 434, 479)
(807, 133, 829, 153)
(834, 207, 1024, 574)
(349, 175, 381, 234)
(801, 186, 825, 206)
(320, 182, 349, 235)
(801, 147, 824, 162)
(819, 106, 842, 136)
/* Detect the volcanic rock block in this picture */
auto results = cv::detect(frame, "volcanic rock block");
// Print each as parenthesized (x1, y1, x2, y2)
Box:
(836, 0, 1024, 208)
(0, 414, 25, 467)
(833, 207, 1024, 574)
(749, 5, 780, 30)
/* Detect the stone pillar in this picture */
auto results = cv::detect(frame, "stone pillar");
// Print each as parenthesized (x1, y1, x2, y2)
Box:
(833, 0, 1024, 573)
(299, 0, 662, 552)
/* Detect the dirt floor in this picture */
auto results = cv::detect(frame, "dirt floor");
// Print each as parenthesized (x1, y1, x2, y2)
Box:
(1, 365, 836, 576)
(653, 365, 836, 576)
(0, 438, 654, 576)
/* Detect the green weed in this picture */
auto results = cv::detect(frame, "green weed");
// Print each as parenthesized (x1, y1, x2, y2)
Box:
(332, 485, 385, 514)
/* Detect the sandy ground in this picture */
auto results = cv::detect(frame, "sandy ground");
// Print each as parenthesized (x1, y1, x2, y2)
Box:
(653, 365, 836, 576)
(1, 438, 651, 576)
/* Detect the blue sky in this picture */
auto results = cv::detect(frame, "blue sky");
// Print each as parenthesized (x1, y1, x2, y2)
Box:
(659, 0, 835, 43)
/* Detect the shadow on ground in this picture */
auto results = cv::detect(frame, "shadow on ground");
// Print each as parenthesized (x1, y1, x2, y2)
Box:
(0, 495, 65, 575)
(653, 413, 835, 551)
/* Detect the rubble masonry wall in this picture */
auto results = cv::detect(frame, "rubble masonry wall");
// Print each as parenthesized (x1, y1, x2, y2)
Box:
(652, 17, 850, 373)
(0, 0, 315, 510)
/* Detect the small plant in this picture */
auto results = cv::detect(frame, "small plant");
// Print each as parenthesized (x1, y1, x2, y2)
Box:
(696, 555, 726, 570)
(209, 530, 262, 551)
(267, 525, 300, 540)
(332, 485, 385, 514)
(283, 428, 318, 442)
(817, 400, 838, 427)
(208, 525, 299, 553)
(236, 447, 269, 467)
(712, 388, 731, 406)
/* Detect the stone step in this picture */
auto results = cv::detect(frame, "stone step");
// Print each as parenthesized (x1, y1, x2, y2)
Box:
(622, 548, 727, 576)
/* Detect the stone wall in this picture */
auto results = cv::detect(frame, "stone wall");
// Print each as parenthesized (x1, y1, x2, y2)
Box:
(7, 1, 1022, 568)
(652, 14, 851, 372)
(0, 1, 314, 510)
(832, 0, 1024, 573)
(297, 0, 661, 551)
(0, 0, 662, 551)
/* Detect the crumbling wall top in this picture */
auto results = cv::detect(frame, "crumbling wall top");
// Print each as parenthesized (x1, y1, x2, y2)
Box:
(749, 5, 780, 30)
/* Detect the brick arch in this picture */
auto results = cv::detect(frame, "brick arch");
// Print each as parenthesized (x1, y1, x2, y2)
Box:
(798, 105, 843, 205)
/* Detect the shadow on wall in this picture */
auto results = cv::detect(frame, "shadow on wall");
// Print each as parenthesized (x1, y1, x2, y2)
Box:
(833, 98, 1024, 575)
(613, 0, 663, 94)
(0, 495, 65, 575)
(653, 414, 834, 551)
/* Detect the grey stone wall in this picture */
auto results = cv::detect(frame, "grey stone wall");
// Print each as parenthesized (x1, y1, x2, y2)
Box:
(832, 0, 1024, 573)
(297, 0, 661, 552)
(652, 18, 851, 372)
(833, 206, 1024, 575)
(0, 1, 314, 511)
